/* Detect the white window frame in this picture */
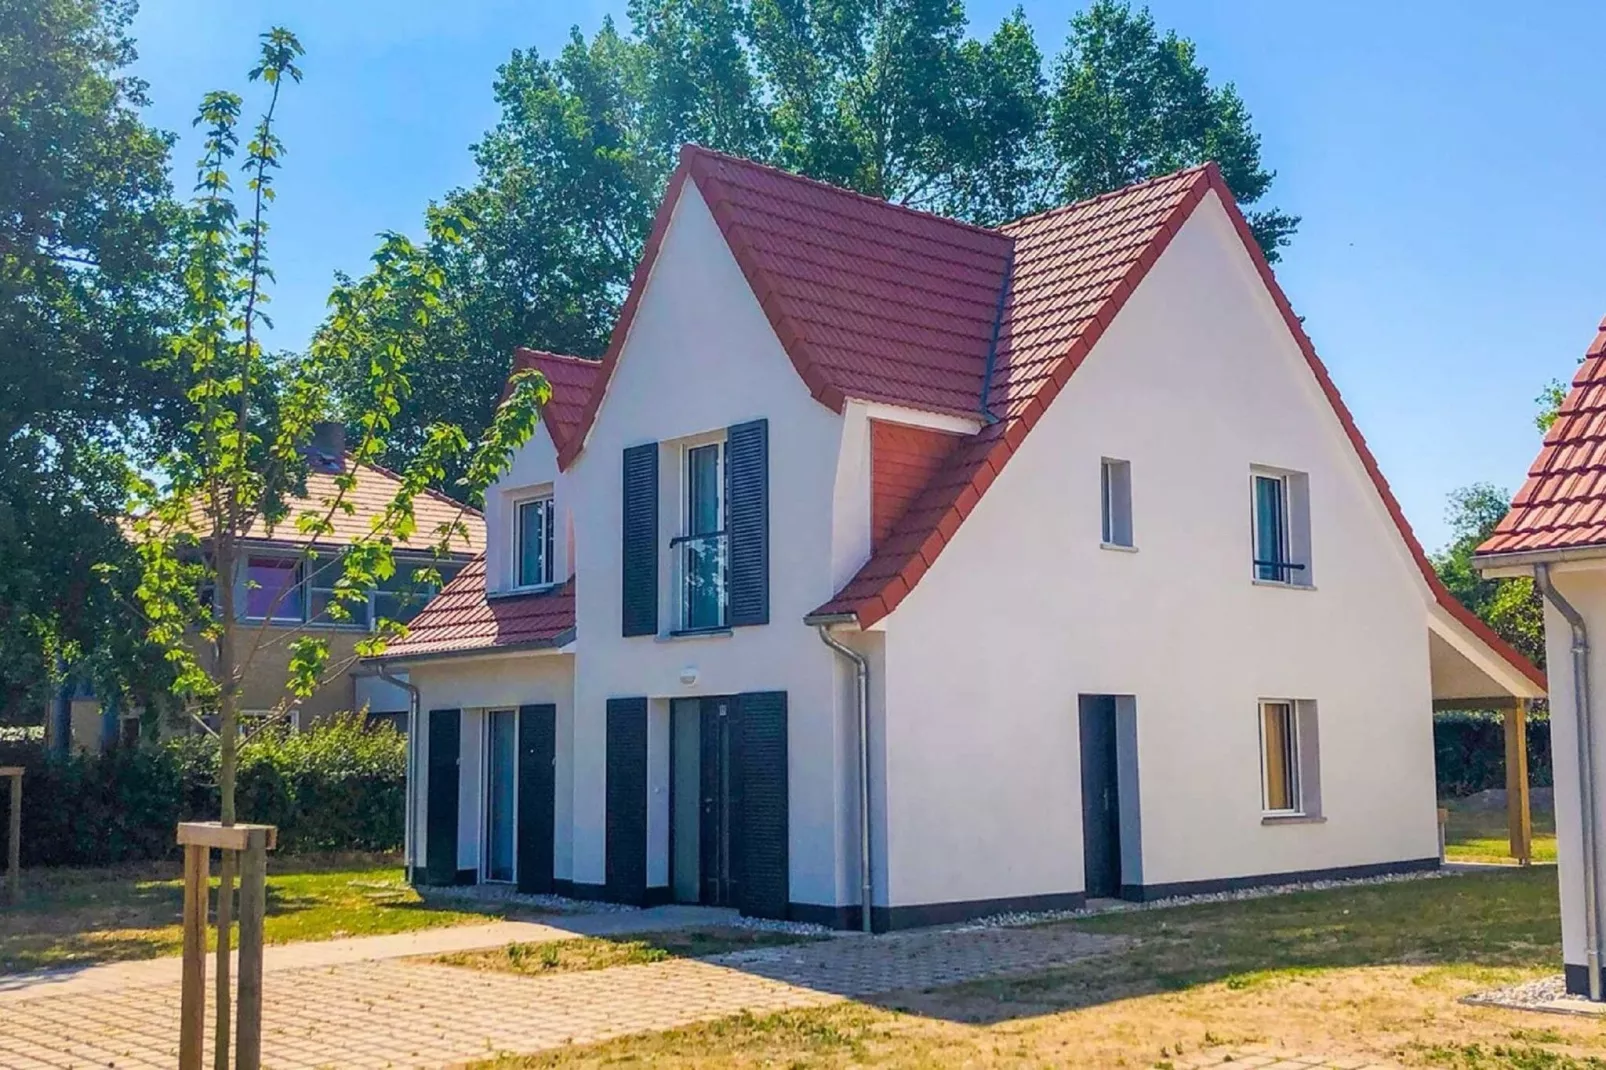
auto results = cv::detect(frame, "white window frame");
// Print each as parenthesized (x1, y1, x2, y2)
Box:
(1258, 699, 1302, 816)
(1250, 467, 1312, 587)
(1100, 457, 1134, 549)
(513, 494, 556, 591)
(674, 434, 728, 633)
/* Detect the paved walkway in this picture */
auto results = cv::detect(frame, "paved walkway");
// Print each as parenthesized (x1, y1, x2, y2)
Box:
(0, 923, 1121, 1069)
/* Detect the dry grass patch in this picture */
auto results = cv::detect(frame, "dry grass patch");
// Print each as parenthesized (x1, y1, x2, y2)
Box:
(479, 868, 1606, 1069)
(436, 926, 823, 976)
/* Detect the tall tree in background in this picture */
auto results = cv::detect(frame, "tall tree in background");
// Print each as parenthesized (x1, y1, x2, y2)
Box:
(333, 0, 1297, 481)
(0, 0, 180, 720)
(1045, 1, 1296, 258)
(1432, 483, 1544, 670)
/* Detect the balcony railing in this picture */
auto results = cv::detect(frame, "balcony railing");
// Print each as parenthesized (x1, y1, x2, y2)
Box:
(1252, 558, 1307, 584)
(672, 530, 727, 632)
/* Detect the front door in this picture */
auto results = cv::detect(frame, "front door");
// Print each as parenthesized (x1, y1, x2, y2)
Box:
(1079, 695, 1122, 899)
(699, 696, 736, 907)
(517, 704, 557, 894)
(483, 709, 517, 882)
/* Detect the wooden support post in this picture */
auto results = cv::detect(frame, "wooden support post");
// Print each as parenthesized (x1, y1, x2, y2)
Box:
(214, 848, 236, 1070)
(2, 768, 20, 903)
(179, 842, 209, 1070)
(1505, 698, 1534, 866)
(235, 829, 269, 1070)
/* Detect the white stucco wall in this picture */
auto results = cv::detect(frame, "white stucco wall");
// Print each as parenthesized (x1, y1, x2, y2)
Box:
(407, 652, 575, 881)
(875, 191, 1442, 905)
(565, 184, 860, 907)
(484, 423, 566, 595)
(1541, 565, 1606, 979)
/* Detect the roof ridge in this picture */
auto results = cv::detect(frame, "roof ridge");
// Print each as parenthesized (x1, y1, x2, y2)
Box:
(679, 143, 1007, 242)
(513, 347, 602, 368)
(998, 162, 1216, 232)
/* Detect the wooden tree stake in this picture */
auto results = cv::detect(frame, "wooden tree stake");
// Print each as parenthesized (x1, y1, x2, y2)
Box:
(236, 828, 269, 1070)
(179, 842, 209, 1070)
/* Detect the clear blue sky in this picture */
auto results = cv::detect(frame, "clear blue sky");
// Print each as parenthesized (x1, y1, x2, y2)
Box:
(128, 1, 1606, 552)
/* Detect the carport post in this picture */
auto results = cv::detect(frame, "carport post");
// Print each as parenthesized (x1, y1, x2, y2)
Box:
(1505, 698, 1533, 865)
(2, 767, 20, 902)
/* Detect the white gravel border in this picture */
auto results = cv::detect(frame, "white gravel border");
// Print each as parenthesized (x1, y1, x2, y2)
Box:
(1463, 975, 1606, 1016)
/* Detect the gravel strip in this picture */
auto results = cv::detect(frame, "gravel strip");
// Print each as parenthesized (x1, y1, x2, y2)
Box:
(419, 884, 640, 914)
(1464, 974, 1605, 1016)
(951, 868, 1449, 931)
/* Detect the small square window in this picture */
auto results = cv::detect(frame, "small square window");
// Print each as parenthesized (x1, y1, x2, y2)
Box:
(1101, 459, 1133, 547)
(517, 497, 555, 588)
(1251, 469, 1311, 585)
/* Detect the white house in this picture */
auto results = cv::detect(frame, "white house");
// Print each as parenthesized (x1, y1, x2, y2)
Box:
(376, 145, 1544, 931)
(1477, 316, 1606, 999)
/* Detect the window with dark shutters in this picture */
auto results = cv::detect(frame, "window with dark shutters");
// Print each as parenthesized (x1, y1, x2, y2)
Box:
(725, 419, 769, 626)
(621, 443, 659, 636)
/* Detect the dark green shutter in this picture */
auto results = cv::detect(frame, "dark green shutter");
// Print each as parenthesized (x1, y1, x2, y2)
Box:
(726, 419, 769, 626)
(735, 690, 788, 919)
(605, 697, 649, 905)
(425, 709, 461, 886)
(517, 704, 557, 894)
(621, 443, 659, 636)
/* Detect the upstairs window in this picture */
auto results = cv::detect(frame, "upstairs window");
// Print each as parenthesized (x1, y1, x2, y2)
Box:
(245, 557, 303, 622)
(1100, 458, 1133, 548)
(675, 440, 726, 631)
(1251, 468, 1312, 585)
(517, 496, 555, 589)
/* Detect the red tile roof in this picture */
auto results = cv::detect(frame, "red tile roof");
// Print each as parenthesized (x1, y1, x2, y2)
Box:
(190, 458, 484, 555)
(503, 144, 1540, 691)
(381, 556, 574, 659)
(511, 349, 603, 457)
(1478, 318, 1606, 557)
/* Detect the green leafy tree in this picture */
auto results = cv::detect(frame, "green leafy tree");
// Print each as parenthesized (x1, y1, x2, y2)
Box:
(1045, 0, 1297, 260)
(1432, 482, 1544, 670)
(125, 30, 549, 826)
(0, 0, 181, 720)
(336, 0, 1294, 479)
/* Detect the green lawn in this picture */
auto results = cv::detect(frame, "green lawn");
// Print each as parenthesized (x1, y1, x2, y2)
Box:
(0, 854, 518, 973)
(1443, 796, 1558, 864)
(436, 926, 824, 977)
(481, 868, 1595, 1070)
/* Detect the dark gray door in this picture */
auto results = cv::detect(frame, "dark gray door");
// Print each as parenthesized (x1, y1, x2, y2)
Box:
(517, 704, 556, 894)
(698, 697, 734, 906)
(425, 709, 460, 886)
(1079, 695, 1121, 899)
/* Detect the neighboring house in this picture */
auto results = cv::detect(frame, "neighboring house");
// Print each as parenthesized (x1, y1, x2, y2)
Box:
(58, 426, 484, 750)
(377, 146, 1543, 931)
(1476, 315, 1606, 1000)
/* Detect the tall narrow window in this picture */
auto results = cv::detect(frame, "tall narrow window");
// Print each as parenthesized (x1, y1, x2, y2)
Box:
(1101, 458, 1133, 547)
(1260, 700, 1300, 813)
(676, 441, 726, 631)
(1251, 469, 1312, 585)
(517, 496, 555, 588)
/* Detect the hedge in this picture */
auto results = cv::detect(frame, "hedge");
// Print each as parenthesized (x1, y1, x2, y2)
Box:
(0, 712, 404, 867)
(1434, 710, 1553, 798)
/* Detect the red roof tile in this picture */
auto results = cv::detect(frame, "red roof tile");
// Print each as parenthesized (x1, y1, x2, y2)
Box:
(381, 556, 574, 658)
(511, 349, 603, 457)
(1478, 319, 1606, 558)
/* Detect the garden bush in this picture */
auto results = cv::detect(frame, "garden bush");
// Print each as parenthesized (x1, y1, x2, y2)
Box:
(0, 712, 404, 866)
(1434, 710, 1553, 798)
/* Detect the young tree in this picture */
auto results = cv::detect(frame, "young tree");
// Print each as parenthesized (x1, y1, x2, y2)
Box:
(126, 30, 548, 825)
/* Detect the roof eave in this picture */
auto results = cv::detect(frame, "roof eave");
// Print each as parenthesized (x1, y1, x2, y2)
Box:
(1473, 543, 1606, 574)
(369, 627, 576, 667)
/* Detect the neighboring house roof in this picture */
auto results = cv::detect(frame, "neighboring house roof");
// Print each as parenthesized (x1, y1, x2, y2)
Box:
(497, 145, 1542, 691)
(1477, 317, 1606, 557)
(511, 348, 604, 457)
(380, 556, 575, 658)
(222, 458, 485, 556)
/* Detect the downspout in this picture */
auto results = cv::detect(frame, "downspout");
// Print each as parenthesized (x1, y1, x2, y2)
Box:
(817, 624, 874, 933)
(1536, 562, 1604, 1001)
(374, 662, 422, 881)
